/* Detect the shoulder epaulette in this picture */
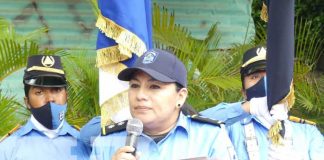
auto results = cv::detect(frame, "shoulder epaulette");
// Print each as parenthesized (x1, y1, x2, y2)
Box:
(189, 114, 224, 127)
(72, 125, 81, 131)
(289, 115, 316, 125)
(0, 124, 21, 142)
(101, 120, 127, 136)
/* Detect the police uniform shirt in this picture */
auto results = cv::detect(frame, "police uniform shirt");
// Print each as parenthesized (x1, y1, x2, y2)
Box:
(0, 119, 89, 160)
(90, 112, 236, 160)
(228, 115, 324, 160)
(80, 116, 101, 152)
(200, 102, 249, 126)
(82, 101, 248, 152)
(201, 102, 324, 160)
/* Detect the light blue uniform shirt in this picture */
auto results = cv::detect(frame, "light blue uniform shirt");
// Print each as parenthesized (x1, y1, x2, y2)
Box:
(200, 102, 249, 126)
(0, 119, 89, 160)
(80, 116, 101, 152)
(201, 102, 324, 160)
(90, 112, 237, 160)
(82, 103, 247, 151)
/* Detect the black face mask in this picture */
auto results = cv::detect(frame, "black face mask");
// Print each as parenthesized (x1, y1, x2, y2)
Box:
(29, 102, 67, 130)
(246, 76, 267, 101)
(30, 102, 53, 129)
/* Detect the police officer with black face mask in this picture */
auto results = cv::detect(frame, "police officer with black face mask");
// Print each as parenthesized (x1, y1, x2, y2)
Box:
(201, 47, 323, 160)
(201, 46, 267, 126)
(0, 55, 89, 160)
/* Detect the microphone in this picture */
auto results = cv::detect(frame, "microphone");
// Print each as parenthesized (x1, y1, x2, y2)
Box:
(125, 118, 143, 155)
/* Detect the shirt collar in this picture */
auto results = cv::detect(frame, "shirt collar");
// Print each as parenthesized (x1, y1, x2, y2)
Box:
(18, 118, 34, 136)
(240, 114, 256, 125)
(58, 120, 79, 138)
(18, 116, 79, 139)
(240, 114, 270, 128)
(31, 115, 63, 138)
(142, 112, 189, 139)
(171, 112, 189, 134)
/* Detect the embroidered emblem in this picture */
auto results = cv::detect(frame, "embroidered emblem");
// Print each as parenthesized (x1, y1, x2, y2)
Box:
(59, 111, 65, 121)
(41, 56, 55, 67)
(256, 47, 266, 57)
(142, 51, 158, 64)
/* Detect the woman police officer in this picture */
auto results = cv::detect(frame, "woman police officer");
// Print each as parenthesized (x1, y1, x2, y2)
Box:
(90, 49, 237, 160)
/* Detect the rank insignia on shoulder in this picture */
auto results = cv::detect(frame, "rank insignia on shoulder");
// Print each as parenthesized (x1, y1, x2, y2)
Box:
(189, 114, 224, 127)
(0, 124, 21, 142)
(101, 120, 127, 136)
(289, 116, 316, 125)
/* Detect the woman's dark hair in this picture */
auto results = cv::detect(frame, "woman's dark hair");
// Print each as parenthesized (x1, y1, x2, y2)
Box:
(175, 83, 184, 92)
(174, 82, 198, 115)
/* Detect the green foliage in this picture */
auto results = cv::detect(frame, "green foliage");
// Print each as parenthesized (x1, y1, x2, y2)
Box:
(0, 92, 28, 137)
(295, 0, 324, 34)
(152, 4, 242, 111)
(153, 3, 324, 132)
(0, 40, 39, 81)
(87, 0, 99, 17)
(62, 51, 100, 127)
(292, 19, 324, 128)
(0, 18, 47, 81)
(254, 17, 324, 131)
(0, 17, 65, 135)
(252, 0, 324, 70)
(0, 17, 99, 131)
(295, 18, 323, 72)
(1, 1, 323, 135)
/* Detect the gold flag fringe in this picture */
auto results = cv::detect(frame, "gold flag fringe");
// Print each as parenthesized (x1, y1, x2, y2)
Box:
(260, 2, 268, 22)
(268, 120, 283, 145)
(96, 46, 131, 74)
(268, 82, 295, 145)
(279, 81, 295, 110)
(96, 46, 131, 68)
(100, 63, 127, 75)
(100, 91, 129, 127)
(96, 13, 147, 57)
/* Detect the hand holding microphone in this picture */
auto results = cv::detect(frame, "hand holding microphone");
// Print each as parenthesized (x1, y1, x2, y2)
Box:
(112, 118, 143, 160)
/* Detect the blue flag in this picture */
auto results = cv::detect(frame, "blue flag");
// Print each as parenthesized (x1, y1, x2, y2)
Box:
(95, 0, 153, 126)
(266, 0, 295, 109)
(266, 0, 295, 145)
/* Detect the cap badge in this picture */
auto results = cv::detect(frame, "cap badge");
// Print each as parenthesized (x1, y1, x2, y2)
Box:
(142, 51, 158, 64)
(256, 47, 266, 57)
(41, 56, 55, 67)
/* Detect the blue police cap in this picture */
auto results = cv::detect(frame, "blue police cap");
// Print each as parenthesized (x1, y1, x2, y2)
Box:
(23, 55, 67, 87)
(118, 49, 187, 87)
(240, 46, 267, 76)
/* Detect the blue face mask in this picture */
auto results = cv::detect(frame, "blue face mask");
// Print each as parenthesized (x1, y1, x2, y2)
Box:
(246, 76, 267, 101)
(30, 102, 67, 129)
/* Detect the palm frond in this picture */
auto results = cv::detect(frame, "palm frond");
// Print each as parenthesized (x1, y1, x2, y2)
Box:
(0, 17, 48, 43)
(295, 18, 323, 72)
(0, 39, 39, 81)
(87, 0, 100, 17)
(152, 4, 243, 110)
(0, 92, 28, 137)
(62, 51, 100, 126)
(0, 17, 60, 81)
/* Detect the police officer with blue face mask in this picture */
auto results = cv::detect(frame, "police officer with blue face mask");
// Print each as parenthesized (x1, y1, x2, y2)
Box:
(0, 55, 89, 160)
(201, 47, 324, 160)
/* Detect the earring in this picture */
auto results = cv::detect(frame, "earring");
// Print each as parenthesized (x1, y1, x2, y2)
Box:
(176, 104, 181, 108)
